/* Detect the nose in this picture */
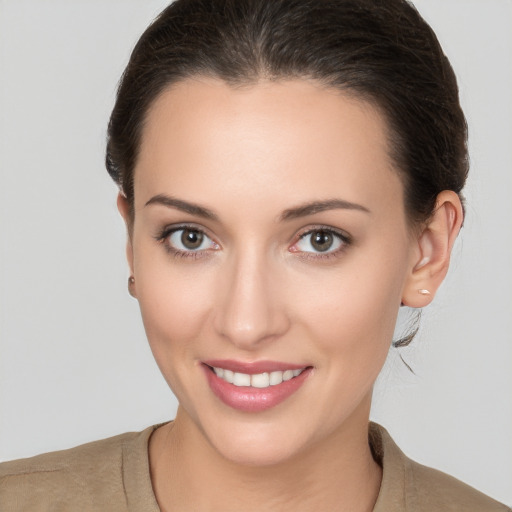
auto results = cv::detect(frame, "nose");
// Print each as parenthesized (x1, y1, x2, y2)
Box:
(213, 248, 290, 350)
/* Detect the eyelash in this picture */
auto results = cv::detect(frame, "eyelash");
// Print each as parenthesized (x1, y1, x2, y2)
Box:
(155, 224, 352, 261)
(293, 226, 352, 261)
(155, 224, 216, 260)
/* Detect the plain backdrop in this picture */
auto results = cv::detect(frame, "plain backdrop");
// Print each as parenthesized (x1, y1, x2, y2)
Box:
(0, 0, 511, 505)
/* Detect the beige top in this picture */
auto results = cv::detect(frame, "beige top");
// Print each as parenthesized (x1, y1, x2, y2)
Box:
(0, 422, 509, 511)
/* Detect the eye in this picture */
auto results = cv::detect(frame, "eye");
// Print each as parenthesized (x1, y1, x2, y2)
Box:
(291, 227, 350, 256)
(169, 228, 210, 251)
(158, 225, 220, 258)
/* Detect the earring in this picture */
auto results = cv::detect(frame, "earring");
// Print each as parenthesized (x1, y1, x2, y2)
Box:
(128, 276, 136, 297)
(418, 289, 431, 295)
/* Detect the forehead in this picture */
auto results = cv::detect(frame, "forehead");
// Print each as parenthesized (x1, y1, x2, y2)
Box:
(134, 77, 403, 217)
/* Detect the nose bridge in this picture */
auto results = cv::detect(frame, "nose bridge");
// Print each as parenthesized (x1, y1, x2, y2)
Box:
(214, 243, 288, 348)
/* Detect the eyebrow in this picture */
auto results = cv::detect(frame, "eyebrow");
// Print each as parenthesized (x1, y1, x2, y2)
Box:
(145, 194, 220, 221)
(145, 194, 370, 222)
(279, 199, 370, 221)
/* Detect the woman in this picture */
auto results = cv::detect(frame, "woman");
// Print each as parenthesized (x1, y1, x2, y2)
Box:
(0, 0, 510, 510)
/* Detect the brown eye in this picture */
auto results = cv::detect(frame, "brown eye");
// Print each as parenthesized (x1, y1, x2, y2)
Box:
(293, 227, 348, 256)
(164, 227, 218, 254)
(181, 229, 204, 249)
(310, 230, 333, 252)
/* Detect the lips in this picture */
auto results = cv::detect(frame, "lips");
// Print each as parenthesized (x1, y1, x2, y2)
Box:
(202, 360, 312, 412)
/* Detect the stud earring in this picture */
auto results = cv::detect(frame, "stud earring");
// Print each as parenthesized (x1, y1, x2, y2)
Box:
(418, 289, 431, 295)
(128, 276, 136, 297)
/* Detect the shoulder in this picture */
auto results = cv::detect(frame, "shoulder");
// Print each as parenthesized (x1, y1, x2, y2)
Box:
(0, 426, 158, 512)
(405, 456, 510, 511)
(370, 422, 511, 512)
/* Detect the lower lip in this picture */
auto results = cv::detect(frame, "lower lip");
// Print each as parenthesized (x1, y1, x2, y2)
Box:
(202, 365, 312, 412)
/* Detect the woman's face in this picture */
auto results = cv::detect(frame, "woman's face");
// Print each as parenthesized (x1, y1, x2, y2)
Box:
(127, 78, 419, 465)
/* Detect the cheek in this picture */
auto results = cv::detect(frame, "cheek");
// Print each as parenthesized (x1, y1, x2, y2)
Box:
(295, 277, 396, 363)
(133, 251, 216, 364)
(134, 261, 220, 409)
(290, 246, 406, 371)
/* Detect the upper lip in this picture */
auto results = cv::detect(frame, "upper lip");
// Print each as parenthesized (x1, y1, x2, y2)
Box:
(202, 359, 309, 374)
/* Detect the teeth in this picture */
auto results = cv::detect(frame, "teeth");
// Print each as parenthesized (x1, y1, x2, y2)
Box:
(251, 372, 270, 388)
(232, 372, 251, 387)
(212, 367, 306, 388)
(282, 370, 294, 381)
(269, 371, 283, 386)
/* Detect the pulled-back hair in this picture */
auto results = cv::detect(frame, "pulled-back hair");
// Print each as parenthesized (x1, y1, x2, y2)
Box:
(106, 0, 468, 227)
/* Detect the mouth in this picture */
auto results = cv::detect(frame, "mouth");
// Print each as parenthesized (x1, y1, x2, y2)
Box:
(208, 365, 306, 388)
(201, 360, 313, 412)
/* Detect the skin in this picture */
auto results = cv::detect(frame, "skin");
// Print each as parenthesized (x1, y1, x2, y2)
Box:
(118, 78, 463, 511)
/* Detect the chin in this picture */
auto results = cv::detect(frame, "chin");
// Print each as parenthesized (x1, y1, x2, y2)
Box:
(214, 433, 302, 467)
(198, 414, 314, 467)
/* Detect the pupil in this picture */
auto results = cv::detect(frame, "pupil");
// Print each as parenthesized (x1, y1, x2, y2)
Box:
(311, 231, 333, 252)
(181, 229, 203, 249)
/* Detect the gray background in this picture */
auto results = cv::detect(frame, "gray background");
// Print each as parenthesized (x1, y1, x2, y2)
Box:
(0, 0, 511, 505)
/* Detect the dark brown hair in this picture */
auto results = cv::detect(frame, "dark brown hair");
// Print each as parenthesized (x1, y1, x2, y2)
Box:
(106, 0, 468, 351)
(106, 0, 468, 226)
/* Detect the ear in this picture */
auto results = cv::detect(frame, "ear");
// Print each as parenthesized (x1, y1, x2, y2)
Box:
(117, 192, 136, 288)
(401, 190, 464, 308)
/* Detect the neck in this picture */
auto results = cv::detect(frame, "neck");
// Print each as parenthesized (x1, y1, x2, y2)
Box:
(150, 403, 382, 512)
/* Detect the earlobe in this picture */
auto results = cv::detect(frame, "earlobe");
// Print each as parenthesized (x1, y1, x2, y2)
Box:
(128, 275, 137, 298)
(401, 190, 464, 308)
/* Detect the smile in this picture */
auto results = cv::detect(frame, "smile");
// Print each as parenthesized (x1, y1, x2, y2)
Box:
(211, 367, 306, 388)
(202, 361, 312, 412)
